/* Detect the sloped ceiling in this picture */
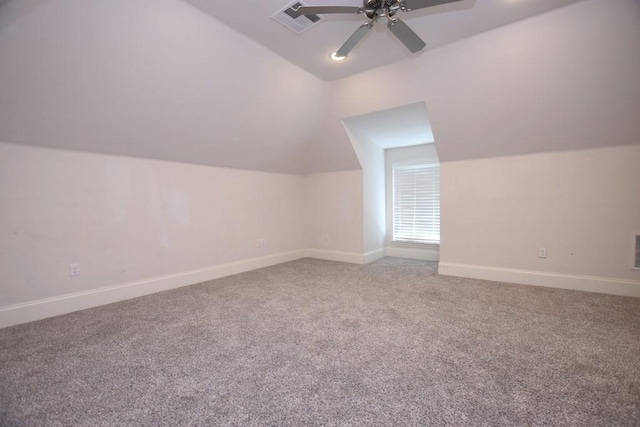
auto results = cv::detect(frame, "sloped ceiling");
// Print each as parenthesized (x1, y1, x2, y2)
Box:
(0, 0, 638, 175)
(343, 102, 433, 149)
(321, 0, 640, 164)
(0, 0, 340, 175)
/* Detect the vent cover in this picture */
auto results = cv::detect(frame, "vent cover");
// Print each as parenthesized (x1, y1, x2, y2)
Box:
(634, 234, 640, 269)
(272, 1, 325, 34)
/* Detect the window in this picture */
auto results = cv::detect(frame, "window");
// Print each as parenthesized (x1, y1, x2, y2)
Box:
(392, 162, 440, 245)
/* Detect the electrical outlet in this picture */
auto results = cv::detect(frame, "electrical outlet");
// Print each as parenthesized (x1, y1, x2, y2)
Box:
(257, 238, 266, 248)
(70, 263, 80, 277)
(538, 248, 547, 258)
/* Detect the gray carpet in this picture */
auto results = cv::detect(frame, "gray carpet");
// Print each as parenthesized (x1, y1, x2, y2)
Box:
(1, 257, 639, 426)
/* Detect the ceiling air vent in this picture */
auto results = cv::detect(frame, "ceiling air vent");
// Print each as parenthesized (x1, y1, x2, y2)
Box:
(634, 233, 640, 270)
(272, 1, 325, 34)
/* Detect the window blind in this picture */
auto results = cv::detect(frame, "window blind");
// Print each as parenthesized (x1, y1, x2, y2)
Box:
(392, 163, 440, 244)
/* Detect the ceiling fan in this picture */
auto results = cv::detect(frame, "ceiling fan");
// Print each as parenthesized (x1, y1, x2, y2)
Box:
(296, 0, 463, 58)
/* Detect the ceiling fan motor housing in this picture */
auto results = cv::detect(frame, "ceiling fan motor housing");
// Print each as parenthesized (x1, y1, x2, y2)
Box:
(364, 0, 400, 20)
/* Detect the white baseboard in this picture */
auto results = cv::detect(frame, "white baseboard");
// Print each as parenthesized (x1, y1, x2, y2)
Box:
(363, 248, 386, 264)
(0, 250, 306, 329)
(20, 252, 626, 330)
(304, 249, 365, 264)
(438, 262, 640, 298)
(386, 246, 440, 261)
(306, 248, 385, 264)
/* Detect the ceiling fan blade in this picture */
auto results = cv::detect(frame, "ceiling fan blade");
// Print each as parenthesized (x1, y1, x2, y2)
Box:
(336, 23, 373, 58)
(388, 19, 426, 53)
(401, 0, 463, 12)
(296, 6, 363, 16)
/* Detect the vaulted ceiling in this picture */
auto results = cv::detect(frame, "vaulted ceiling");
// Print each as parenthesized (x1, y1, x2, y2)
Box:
(0, 0, 638, 175)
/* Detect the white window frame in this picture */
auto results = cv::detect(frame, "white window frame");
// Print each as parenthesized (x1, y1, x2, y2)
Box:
(385, 144, 441, 250)
(633, 232, 640, 271)
(391, 161, 440, 245)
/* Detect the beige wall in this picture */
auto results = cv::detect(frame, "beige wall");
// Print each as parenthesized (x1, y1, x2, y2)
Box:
(3, 142, 638, 329)
(439, 145, 640, 292)
(305, 170, 364, 259)
(0, 143, 308, 321)
(0, 143, 366, 327)
(343, 128, 385, 256)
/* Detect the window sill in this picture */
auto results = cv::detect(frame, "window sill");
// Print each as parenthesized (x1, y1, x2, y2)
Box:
(389, 241, 440, 249)
(386, 242, 440, 262)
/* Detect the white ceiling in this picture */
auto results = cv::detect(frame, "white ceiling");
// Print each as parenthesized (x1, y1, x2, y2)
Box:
(185, 0, 584, 80)
(343, 102, 433, 149)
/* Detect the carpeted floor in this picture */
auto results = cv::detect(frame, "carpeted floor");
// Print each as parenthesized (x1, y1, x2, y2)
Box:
(1, 257, 639, 426)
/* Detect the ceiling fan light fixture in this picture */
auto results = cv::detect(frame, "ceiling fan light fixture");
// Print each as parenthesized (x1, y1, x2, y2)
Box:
(330, 51, 347, 61)
(300, 0, 463, 58)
